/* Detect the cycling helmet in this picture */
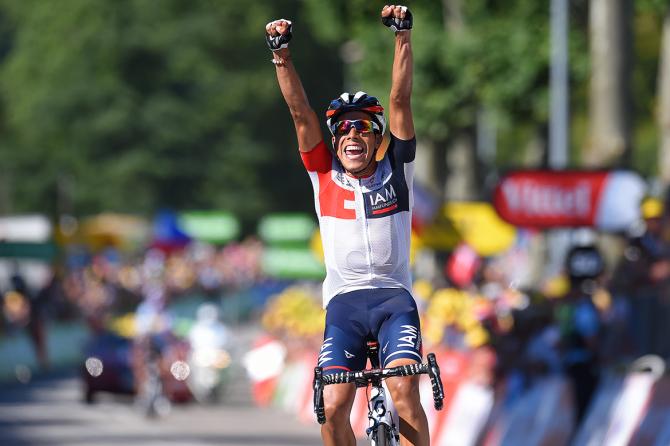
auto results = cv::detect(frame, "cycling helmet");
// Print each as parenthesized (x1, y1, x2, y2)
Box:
(566, 245, 605, 282)
(326, 91, 386, 136)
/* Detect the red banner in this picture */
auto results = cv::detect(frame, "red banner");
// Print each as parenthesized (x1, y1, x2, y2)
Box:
(493, 170, 646, 230)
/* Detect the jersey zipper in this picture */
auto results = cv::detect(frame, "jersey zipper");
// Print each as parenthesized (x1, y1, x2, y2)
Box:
(358, 178, 374, 281)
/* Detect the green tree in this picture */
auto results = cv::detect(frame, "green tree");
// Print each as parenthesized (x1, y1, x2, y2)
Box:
(0, 0, 342, 225)
(302, 0, 591, 198)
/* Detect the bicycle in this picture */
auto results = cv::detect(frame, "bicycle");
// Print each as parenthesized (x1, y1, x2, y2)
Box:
(313, 341, 445, 446)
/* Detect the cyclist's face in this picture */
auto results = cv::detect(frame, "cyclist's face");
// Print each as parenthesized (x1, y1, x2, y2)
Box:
(332, 111, 382, 177)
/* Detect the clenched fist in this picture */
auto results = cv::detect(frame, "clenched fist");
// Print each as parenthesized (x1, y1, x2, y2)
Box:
(381, 5, 413, 32)
(266, 19, 293, 51)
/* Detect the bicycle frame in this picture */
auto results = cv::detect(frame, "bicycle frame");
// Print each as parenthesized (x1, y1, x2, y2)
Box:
(313, 341, 444, 445)
(366, 341, 399, 445)
(367, 383, 399, 445)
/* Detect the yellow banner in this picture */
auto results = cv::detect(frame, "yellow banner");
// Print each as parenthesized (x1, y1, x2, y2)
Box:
(444, 202, 516, 256)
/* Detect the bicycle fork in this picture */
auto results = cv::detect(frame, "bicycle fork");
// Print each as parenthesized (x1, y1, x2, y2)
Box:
(366, 385, 399, 446)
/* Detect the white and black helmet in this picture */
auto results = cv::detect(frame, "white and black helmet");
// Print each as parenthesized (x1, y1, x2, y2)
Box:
(326, 91, 386, 136)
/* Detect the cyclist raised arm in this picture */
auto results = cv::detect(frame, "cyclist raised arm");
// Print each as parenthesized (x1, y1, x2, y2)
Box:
(266, 19, 322, 153)
(384, 4, 415, 141)
(267, 5, 428, 446)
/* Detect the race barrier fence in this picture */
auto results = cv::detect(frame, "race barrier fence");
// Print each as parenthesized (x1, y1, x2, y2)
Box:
(244, 338, 670, 446)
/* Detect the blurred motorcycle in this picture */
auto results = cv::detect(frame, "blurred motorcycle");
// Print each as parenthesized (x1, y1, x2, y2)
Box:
(186, 303, 233, 403)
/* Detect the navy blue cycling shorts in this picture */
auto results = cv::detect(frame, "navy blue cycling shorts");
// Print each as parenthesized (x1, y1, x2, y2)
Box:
(318, 288, 423, 375)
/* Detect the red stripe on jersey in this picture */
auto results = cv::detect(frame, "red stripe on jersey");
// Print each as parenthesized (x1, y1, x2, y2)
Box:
(300, 140, 331, 173)
(301, 140, 356, 220)
(372, 203, 398, 215)
(318, 171, 356, 219)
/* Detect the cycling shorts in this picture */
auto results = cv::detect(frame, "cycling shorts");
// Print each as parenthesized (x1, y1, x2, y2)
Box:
(318, 288, 423, 375)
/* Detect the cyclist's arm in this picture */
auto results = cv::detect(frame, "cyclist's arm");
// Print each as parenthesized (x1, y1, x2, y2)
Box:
(384, 7, 415, 140)
(271, 47, 322, 153)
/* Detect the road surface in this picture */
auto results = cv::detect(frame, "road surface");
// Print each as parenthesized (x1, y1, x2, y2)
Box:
(0, 369, 324, 446)
(0, 319, 330, 446)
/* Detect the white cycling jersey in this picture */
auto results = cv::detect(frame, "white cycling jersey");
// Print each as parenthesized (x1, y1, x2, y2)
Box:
(301, 134, 416, 308)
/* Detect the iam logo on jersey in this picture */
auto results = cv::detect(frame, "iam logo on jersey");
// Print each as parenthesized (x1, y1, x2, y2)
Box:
(397, 325, 419, 348)
(364, 176, 409, 219)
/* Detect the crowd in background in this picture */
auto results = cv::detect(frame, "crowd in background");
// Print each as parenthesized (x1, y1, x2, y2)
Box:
(260, 197, 670, 429)
(0, 238, 265, 368)
(1, 197, 669, 429)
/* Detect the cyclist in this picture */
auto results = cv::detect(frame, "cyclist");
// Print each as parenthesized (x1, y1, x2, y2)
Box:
(267, 5, 429, 446)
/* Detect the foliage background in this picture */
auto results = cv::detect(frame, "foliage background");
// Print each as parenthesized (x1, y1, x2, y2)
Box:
(0, 0, 665, 228)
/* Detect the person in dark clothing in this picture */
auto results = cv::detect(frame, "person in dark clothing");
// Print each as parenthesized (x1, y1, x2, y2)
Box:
(557, 244, 604, 425)
(11, 272, 49, 369)
(610, 196, 670, 357)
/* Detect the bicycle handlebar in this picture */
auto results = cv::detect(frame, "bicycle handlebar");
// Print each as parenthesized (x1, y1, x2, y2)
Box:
(321, 362, 426, 385)
(313, 353, 445, 424)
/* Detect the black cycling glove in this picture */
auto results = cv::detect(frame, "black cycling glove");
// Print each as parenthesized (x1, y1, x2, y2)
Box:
(266, 20, 293, 51)
(382, 7, 413, 32)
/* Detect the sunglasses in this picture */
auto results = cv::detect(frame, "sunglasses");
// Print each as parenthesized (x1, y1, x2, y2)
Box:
(331, 119, 380, 136)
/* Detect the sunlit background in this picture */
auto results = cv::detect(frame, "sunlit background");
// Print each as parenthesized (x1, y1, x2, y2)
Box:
(1, 1, 669, 445)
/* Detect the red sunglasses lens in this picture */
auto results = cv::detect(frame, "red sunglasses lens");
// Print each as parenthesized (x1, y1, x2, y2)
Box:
(335, 120, 374, 135)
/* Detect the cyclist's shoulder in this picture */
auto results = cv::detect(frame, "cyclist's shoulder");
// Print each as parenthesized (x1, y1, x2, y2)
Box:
(300, 139, 333, 173)
(386, 132, 416, 163)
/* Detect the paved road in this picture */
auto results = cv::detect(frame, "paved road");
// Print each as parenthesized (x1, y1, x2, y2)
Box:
(0, 319, 328, 446)
(0, 368, 324, 446)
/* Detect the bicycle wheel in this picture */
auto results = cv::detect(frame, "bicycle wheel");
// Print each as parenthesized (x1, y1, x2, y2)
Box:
(372, 424, 396, 446)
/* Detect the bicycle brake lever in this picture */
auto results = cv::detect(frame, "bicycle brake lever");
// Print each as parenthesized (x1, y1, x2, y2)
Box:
(427, 353, 445, 410)
(313, 367, 326, 424)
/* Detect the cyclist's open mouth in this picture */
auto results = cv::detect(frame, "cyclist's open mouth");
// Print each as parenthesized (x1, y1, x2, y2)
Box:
(343, 144, 366, 160)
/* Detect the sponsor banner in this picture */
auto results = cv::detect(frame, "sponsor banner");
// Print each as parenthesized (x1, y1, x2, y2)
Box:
(178, 211, 239, 244)
(0, 215, 51, 242)
(0, 242, 57, 260)
(243, 336, 286, 407)
(435, 381, 494, 446)
(493, 170, 645, 230)
(423, 349, 481, 443)
(262, 247, 326, 279)
(0, 215, 55, 260)
(274, 361, 309, 413)
(258, 213, 317, 245)
(446, 243, 482, 288)
(420, 376, 448, 437)
(295, 353, 319, 424)
(77, 213, 149, 250)
(444, 202, 517, 256)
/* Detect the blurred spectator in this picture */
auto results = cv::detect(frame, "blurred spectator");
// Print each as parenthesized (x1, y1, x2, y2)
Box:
(555, 244, 605, 425)
(188, 303, 232, 354)
(610, 196, 670, 357)
(611, 197, 670, 295)
(9, 270, 49, 369)
(134, 283, 173, 338)
(445, 243, 481, 290)
(524, 305, 561, 377)
(131, 282, 176, 395)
